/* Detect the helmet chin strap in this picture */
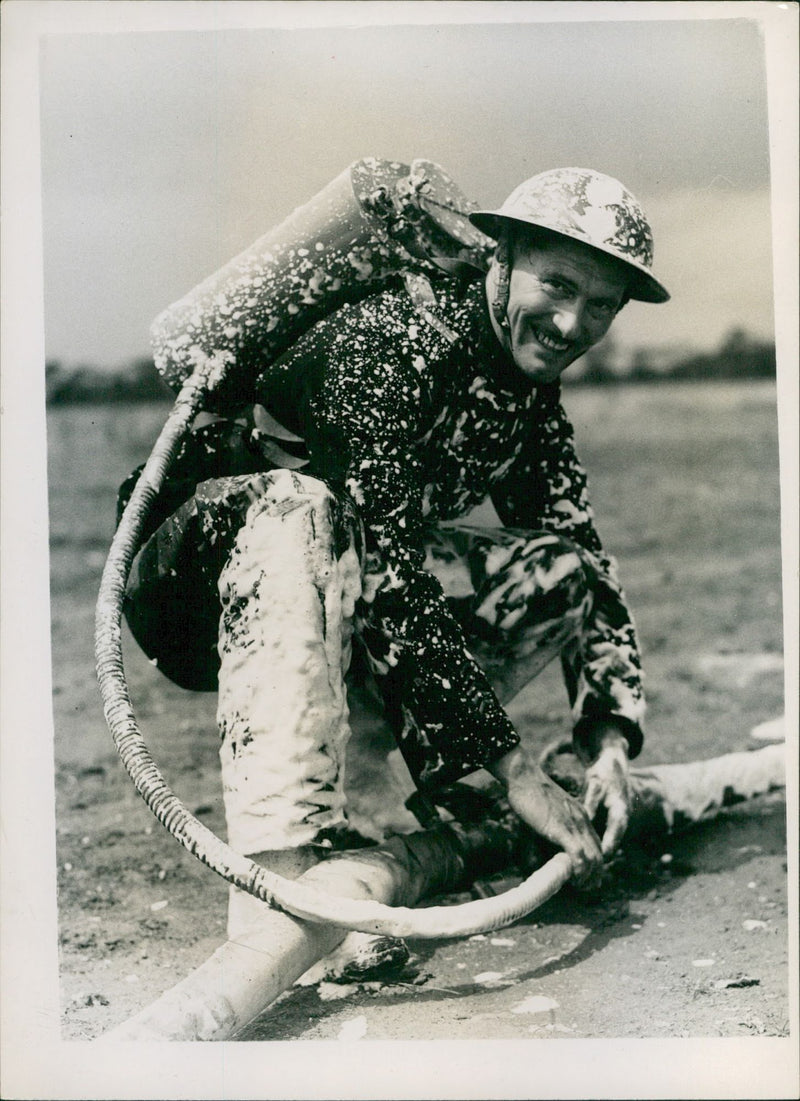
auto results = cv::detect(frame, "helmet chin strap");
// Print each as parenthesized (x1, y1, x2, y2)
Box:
(488, 228, 512, 332)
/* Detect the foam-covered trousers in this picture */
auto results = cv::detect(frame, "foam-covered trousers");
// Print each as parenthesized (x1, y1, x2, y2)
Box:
(214, 469, 598, 857)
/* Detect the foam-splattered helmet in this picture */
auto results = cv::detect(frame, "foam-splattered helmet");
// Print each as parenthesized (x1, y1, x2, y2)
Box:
(470, 167, 669, 303)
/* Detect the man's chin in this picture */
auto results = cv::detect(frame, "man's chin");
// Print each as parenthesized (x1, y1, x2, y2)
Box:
(514, 355, 566, 384)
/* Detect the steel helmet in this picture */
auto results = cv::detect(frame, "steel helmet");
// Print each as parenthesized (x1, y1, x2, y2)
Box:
(470, 167, 669, 303)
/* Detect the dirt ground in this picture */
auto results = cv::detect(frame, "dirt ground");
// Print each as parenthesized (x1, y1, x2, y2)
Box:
(48, 383, 792, 1045)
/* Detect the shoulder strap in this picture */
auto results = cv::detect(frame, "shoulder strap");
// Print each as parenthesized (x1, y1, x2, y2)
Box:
(402, 271, 460, 345)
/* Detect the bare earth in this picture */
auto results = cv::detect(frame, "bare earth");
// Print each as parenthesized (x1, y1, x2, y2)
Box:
(48, 383, 790, 1043)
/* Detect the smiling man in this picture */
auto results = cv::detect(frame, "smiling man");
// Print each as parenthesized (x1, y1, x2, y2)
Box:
(122, 167, 670, 927)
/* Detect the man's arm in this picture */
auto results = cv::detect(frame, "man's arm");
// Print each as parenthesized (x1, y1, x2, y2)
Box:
(489, 385, 642, 852)
(306, 293, 523, 787)
(490, 385, 645, 749)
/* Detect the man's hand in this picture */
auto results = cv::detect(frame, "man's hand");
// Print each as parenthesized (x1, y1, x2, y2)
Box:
(578, 725, 633, 856)
(488, 744, 603, 887)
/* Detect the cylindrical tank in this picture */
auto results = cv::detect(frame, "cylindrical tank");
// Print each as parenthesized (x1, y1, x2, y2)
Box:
(150, 158, 493, 409)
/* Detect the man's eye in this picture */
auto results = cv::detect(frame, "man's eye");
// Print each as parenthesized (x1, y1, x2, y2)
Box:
(543, 279, 569, 296)
(589, 302, 615, 319)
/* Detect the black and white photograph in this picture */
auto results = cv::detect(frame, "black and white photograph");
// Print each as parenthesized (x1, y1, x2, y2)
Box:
(1, 1, 798, 1098)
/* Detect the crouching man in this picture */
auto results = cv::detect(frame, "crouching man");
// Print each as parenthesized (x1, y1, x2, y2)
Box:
(122, 167, 670, 934)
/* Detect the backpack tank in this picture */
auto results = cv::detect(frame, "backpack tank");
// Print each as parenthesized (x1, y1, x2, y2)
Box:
(150, 158, 493, 409)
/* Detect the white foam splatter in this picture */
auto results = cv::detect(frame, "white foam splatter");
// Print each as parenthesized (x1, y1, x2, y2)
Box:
(337, 1015, 368, 1041)
(511, 995, 559, 1015)
(742, 919, 767, 931)
(750, 716, 784, 742)
(473, 971, 507, 986)
(318, 982, 358, 1001)
(692, 959, 715, 968)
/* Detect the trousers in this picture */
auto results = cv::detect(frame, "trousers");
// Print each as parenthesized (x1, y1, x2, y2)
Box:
(213, 470, 597, 855)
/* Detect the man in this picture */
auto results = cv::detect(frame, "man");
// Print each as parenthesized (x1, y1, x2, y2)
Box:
(122, 167, 669, 928)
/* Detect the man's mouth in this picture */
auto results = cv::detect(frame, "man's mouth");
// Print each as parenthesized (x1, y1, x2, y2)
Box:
(530, 325, 570, 353)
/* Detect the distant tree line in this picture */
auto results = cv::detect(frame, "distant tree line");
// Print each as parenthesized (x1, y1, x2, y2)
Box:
(46, 357, 172, 405)
(572, 327, 776, 387)
(46, 326, 776, 404)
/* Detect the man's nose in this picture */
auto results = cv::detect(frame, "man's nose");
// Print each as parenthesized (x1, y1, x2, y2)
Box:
(552, 302, 583, 339)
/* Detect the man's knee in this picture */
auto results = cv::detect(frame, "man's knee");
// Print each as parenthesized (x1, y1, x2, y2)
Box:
(475, 530, 592, 632)
(220, 470, 362, 606)
(236, 469, 351, 553)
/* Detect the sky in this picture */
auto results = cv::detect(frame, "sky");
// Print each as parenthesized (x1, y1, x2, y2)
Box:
(36, 5, 782, 371)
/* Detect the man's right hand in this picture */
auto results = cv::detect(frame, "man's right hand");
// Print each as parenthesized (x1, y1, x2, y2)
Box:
(488, 743, 604, 887)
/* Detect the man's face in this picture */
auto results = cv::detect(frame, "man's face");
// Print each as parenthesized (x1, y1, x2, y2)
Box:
(499, 232, 629, 384)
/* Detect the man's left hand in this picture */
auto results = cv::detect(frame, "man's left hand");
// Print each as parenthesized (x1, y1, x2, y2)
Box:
(579, 726, 633, 856)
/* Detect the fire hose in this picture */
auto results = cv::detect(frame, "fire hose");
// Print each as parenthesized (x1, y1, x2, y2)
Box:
(95, 158, 576, 938)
